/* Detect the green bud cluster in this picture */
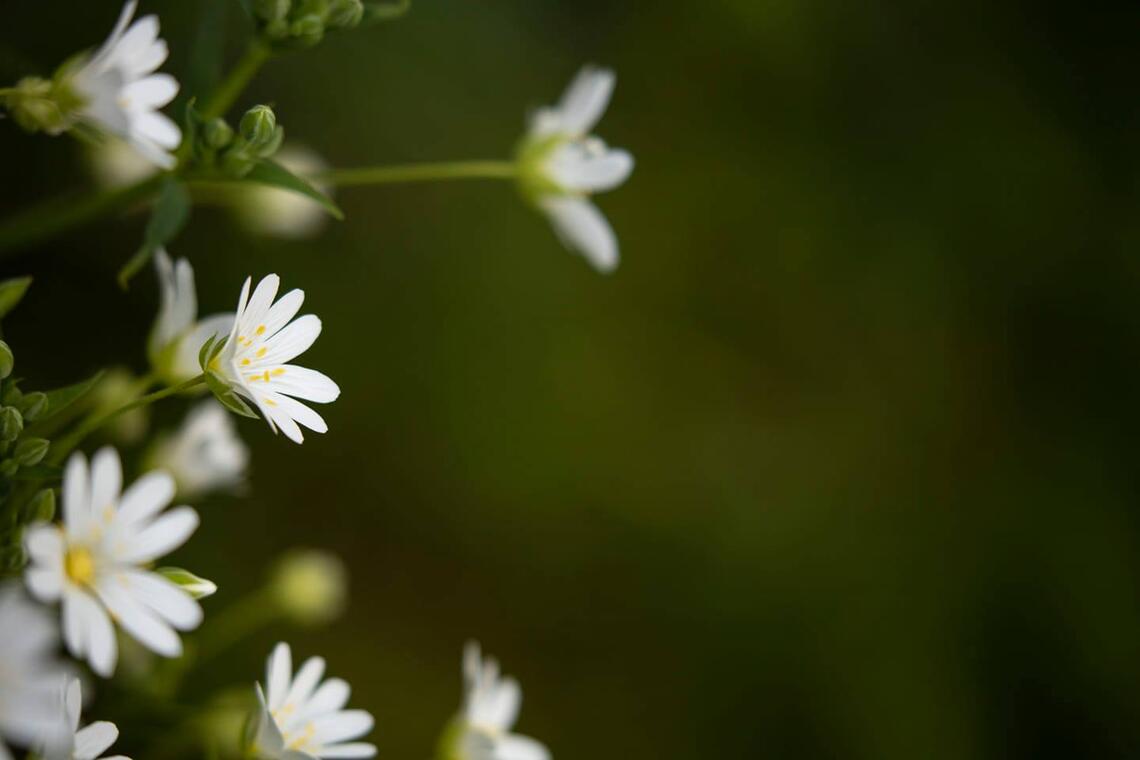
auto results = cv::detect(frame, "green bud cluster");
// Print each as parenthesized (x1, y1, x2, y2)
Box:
(253, 0, 365, 49)
(1, 55, 88, 136)
(189, 104, 284, 179)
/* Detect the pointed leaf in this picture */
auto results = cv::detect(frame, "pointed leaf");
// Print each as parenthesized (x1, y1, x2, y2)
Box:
(119, 178, 192, 288)
(205, 371, 259, 418)
(0, 277, 32, 320)
(363, 0, 411, 24)
(37, 371, 104, 422)
(245, 159, 343, 220)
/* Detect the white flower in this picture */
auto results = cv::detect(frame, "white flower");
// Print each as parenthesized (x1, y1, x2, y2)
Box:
(51, 679, 129, 760)
(236, 145, 334, 239)
(520, 66, 633, 273)
(253, 642, 376, 759)
(69, 1, 181, 169)
(87, 136, 156, 189)
(452, 642, 549, 760)
(212, 274, 340, 444)
(0, 584, 74, 758)
(150, 249, 234, 383)
(23, 448, 204, 677)
(149, 401, 249, 499)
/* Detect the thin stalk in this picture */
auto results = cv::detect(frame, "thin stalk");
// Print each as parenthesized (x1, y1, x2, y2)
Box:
(201, 40, 271, 120)
(48, 374, 205, 464)
(0, 174, 164, 256)
(316, 160, 518, 187)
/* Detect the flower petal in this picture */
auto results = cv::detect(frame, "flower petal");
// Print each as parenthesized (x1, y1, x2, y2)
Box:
(312, 709, 374, 745)
(320, 744, 378, 759)
(267, 643, 293, 711)
(265, 366, 340, 404)
(557, 65, 615, 136)
(539, 196, 619, 273)
(116, 471, 175, 527)
(74, 721, 119, 760)
(63, 453, 91, 533)
(95, 578, 180, 657)
(120, 569, 202, 630)
(115, 506, 199, 564)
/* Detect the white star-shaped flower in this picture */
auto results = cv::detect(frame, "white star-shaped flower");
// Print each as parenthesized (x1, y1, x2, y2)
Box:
(52, 679, 129, 760)
(211, 274, 341, 444)
(520, 66, 634, 273)
(70, 0, 181, 169)
(150, 249, 234, 384)
(252, 642, 376, 759)
(452, 642, 549, 760)
(0, 585, 75, 759)
(23, 448, 204, 677)
(149, 401, 249, 499)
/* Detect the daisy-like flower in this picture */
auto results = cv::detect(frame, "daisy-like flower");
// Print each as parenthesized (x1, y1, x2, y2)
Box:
(447, 642, 549, 760)
(149, 401, 249, 499)
(518, 66, 634, 273)
(49, 679, 129, 760)
(0, 584, 74, 759)
(23, 448, 204, 677)
(252, 642, 376, 759)
(210, 274, 340, 444)
(236, 144, 335, 239)
(68, 1, 181, 168)
(150, 249, 234, 384)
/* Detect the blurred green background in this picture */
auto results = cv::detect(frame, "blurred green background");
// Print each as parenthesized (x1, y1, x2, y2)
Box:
(4, 0, 1140, 757)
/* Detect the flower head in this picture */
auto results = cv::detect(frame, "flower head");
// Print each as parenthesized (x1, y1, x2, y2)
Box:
(150, 250, 235, 384)
(235, 144, 334, 239)
(68, 1, 181, 168)
(447, 642, 549, 760)
(518, 66, 633, 273)
(210, 274, 340, 444)
(149, 401, 249, 499)
(0, 584, 74, 756)
(270, 549, 348, 626)
(23, 448, 204, 677)
(51, 679, 130, 760)
(253, 642, 376, 759)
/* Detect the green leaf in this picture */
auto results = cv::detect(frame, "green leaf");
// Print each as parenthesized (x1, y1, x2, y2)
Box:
(37, 371, 104, 422)
(245, 159, 344, 220)
(363, 0, 411, 23)
(156, 567, 218, 599)
(205, 371, 259, 418)
(12, 463, 63, 482)
(118, 178, 192, 288)
(0, 276, 32, 320)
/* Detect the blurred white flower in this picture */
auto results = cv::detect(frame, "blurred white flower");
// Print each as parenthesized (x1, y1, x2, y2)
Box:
(69, 0, 181, 168)
(150, 249, 234, 384)
(236, 144, 333, 239)
(270, 549, 347, 626)
(86, 136, 155, 189)
(23, 448, 203, 677)
(519, 66, 633, 273)
(253, 642, 376, 759)
(452, 642, 549, 760)
(0, 584, 74, 758)
(213, 274, 340, 444)
(150, 401, 249, 499)
(51, 679, 129, 760)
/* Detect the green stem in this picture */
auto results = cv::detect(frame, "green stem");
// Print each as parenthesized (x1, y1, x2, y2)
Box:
(48, 374, 205, 464)
(0, 174, 164, 256)
(201, 40, 272, 120)
(316, 160, 518, 187)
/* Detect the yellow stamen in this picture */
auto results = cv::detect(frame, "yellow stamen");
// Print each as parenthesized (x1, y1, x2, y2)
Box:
(65, 546, 95, 586)
(256, 325, 266, 336)
(256, 347, 267, 358)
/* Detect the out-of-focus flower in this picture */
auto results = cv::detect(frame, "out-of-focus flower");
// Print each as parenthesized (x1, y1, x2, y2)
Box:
(235, 144, 334, 239)
(23, 448, 203, 677)
(50, 679, 130, 760)
(0, 584, 74, 757)
(517, 66, 633, 273)
(87, 369, 150, 445)
(252, 642, 376, 759)
(445, 642, 549, 760)
(86, 136, 155, 189)
(69, 1, 181, 168)
(149, 401, 249, 498)
(270, 549, 347, 626)
(150, 249, 234, 384)
(211, 274, 340, 443)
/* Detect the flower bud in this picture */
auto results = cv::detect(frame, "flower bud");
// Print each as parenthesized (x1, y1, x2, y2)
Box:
(327, 0, 364, 28)
(0, 384, 20, 406)
(18, 392, 47, 422)
(13, 438, 49, 467)
(0, 460, 17, 478)
(156, 567, 218, 599)
(0, 341, 13, 380)
(290, 15, 326, 47)
(3, 77, 72, 135)
(254, 0, 292, 22)
(270, 549, 347, 625)
(240, 106, 277, 150)
(23, 488, 55, 523)
(0, 407, 22, 442)
(203, 118, 235, 150)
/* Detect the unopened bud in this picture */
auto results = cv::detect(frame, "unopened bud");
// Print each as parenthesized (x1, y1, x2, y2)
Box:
(13, 438, 48, 467)
(203, 118, 235, 150)
(240, 106, 277, 149)
(290, 15, 325, 46)
(24, 489, 55, 523)
(0, 341, 13, 379)
(18, 392, 46, 422)
(271, 549, 347, 625)
(157, 567, 218, 599)
(327, 0, 364, 28)
(0, 407, 22, 442)
(254, 0, 291, 22)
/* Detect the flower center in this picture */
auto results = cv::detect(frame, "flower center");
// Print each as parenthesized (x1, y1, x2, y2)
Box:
(64, 546, 96, 586)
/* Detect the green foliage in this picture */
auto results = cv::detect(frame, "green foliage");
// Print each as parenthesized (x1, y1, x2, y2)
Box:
(36, 371, 104, 423)
(0, 276, 32, 320)
(245, 159, 343, 219)
(118, 178, 192, 288)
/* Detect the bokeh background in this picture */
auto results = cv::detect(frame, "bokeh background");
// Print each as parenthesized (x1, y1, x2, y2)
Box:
(4, 0, 1140, 757)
